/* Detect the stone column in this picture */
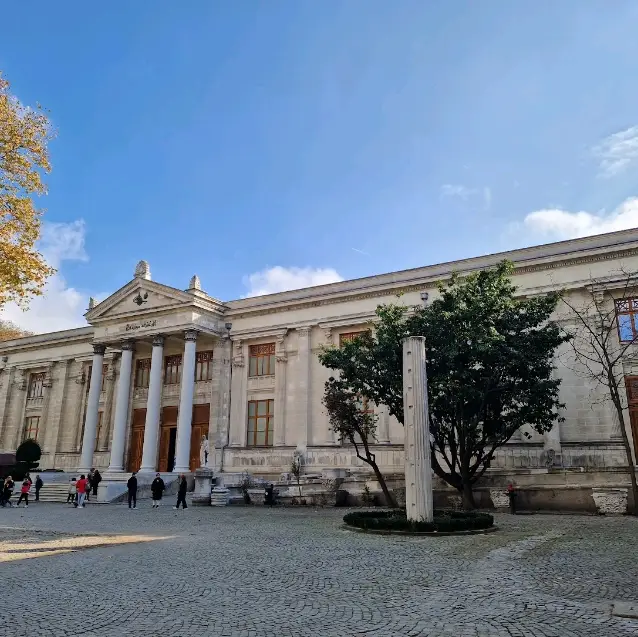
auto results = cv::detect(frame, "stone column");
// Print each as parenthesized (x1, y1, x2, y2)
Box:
(42, 361, 69, 468)
(0, 367, 15, 448)
(402, 336, 433, 523)
(107, 340, 135, 472)
(213, 336, 232, 471)
(78, 344, 106, 472)
(139, 335, 164, 473)
(296, 327, 312, 449)
(274, 334, 287, 446)
(174, 330, 198, 472)
(99, 360, 117, 450)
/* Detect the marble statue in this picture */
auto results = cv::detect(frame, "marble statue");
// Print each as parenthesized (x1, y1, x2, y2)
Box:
(200, 435, 209, 468)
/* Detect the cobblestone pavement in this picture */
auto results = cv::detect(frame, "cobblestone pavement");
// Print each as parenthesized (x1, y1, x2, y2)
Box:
(1, 503, 637, 637)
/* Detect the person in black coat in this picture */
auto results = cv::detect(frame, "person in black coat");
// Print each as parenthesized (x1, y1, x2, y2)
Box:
(35, 475, 43, 501)
(127, 472, 138, 509)
(91, 468, 102, 496)
(151, 473, 165, 508)
(174, 474, 188, 509)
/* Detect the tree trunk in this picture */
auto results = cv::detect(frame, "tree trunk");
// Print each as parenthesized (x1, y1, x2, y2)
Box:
(461, 480, 476, 510)
(613, 399, 638, 516)
(369, 460, 398, 508)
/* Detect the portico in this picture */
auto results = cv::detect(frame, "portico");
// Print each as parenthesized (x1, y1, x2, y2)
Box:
(77, 263, 228, 479)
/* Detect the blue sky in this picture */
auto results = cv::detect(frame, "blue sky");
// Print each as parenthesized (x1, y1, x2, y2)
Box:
(3, 2, 638, 332)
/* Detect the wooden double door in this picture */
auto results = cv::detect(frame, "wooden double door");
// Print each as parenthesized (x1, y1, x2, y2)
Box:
(127, 404, 210, 473)
(624, 377, 638, 458)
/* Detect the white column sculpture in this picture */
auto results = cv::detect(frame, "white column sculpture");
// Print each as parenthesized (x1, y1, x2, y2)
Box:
(402, 336, 433, 523)
(78, 344, 106, 472)
(139, 335, 165, 472)
(107, 340, 135, 472)
(174, 330, 198, 472)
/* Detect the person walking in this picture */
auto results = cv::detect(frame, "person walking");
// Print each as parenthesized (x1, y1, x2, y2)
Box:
(127, 472, 138, 509)
(75, 474, 88, 508)
(91, 468, 102, 497)
(35, 474, 43, 502)
(66, 477, 77, 504)
(16, 478, 31, 507)
(1, 476, 15, 507)
(151, 473, 165, 508)
(85, 471, 92, 502)
(174, 474, 188, 510)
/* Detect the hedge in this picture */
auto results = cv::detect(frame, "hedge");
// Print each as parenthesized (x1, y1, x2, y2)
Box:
(343, 509, 494, 533)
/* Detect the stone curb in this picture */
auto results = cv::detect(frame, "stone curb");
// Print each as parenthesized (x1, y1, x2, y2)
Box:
(341, 524, 499, 537)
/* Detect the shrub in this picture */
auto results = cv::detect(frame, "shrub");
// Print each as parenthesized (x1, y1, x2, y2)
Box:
(343, 509, 494, 533)
(16, 439, 41, 465)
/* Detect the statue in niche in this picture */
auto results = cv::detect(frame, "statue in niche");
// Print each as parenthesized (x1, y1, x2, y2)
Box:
(200, 435, 210, 468)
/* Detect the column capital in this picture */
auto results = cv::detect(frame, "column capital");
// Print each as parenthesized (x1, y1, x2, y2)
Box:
(92, 343, 107, 356)
(297, 326, 312, 338)
(152, 335, 165, 347)
(121, 340, 135, 352)
(184, 329, 198, 342)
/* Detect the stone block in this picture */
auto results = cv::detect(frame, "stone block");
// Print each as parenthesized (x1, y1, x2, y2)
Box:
(592, 488, 628, 514)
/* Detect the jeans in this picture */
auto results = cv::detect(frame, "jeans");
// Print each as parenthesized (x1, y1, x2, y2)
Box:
(128, 492, 137, 508)
(77, 493, 86, 507)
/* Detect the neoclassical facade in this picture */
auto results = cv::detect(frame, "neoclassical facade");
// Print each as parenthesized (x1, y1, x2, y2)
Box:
(1, 230, 638, 502)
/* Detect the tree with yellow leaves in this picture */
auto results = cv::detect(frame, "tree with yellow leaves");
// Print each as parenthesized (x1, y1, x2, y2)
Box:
(0, 71, 55, 309)
(0, 319, 32, 341)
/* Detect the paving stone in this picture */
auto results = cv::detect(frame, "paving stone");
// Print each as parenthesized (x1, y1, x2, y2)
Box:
(0, 505, 637, 636)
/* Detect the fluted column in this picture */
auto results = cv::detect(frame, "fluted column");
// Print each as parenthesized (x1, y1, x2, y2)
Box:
(174, 330, 198, 472)
(78, 344, 106, 472)
(107, 340, 135, 472)
(139, 335, 164, 473)
(376, 404, 391, 444)
(296, 327, 312, 449)
(402, 337, 433, 523)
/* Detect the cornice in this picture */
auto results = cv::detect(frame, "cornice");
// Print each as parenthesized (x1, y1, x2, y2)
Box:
(0, 327, 94, 354)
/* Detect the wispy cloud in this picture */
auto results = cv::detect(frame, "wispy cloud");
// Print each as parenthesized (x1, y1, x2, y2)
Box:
(440, 183, 492, 210)
(351, 247, 369, 256)
(592, 126, 638, 178)
(513, 197, 638, 241)
(242, 266, 343, 297)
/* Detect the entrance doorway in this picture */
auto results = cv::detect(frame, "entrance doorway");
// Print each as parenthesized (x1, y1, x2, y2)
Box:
(158, 406, 178, 472)
(190, 403, 210, 470)
(625, 377, 638, 459)
(127, 408, 146, 472)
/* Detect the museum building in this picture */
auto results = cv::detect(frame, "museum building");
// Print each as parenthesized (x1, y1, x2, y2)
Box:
(1, 229, 637, 505)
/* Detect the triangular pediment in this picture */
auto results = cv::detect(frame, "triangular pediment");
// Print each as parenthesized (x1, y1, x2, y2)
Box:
(85, 279, 196, 323)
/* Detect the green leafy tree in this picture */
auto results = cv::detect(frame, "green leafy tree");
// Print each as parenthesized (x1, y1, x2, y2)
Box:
(323, 378, 397, 507)
(319, 261, 568, 509)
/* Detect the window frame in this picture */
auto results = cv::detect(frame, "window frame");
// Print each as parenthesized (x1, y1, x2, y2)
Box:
(339, 330, 369, 347)
(195, 351, 214, 382)
(27, 372, 45, 400)
(164, 354, 182, 385)
(246, 399, 275, 447)
(135, 358, 151, 388)
(23, 416, 40, 441)
(248, 343, 276, 377)
(615, 299, 638, 343)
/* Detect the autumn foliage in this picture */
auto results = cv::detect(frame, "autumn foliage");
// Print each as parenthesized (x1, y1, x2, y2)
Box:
(0, 72, 55, 309)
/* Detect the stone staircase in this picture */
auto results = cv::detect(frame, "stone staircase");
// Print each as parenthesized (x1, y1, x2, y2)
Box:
(32, 483, 73, 503)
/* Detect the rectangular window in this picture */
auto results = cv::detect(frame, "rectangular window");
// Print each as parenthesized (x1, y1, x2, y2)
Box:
(248, 343, 275, 377)
(616, 299, 638, 342)
(246, 399, 274, 446)
(23, 416, 40, 441)
(135, 358, 151, 388)
(164, 355, 182, 385)
(27, 372, 45, 400)
(195, 351, 213, 381)
(339, 331, 368, 347)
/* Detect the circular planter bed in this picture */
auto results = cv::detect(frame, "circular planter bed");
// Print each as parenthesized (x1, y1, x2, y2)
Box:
(343, 509, 495, 536)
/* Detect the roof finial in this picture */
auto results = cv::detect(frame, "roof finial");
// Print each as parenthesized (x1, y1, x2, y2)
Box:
(87, 297, 97, 310)
(134, 260, 151, 280)
(189, 274, 201, 291)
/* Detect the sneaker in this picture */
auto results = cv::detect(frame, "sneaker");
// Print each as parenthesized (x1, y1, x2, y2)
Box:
(173, 506, 178, 509)
(133, 506, 137, 509)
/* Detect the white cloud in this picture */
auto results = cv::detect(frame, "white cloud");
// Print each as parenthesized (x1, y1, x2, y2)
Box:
(440, 183, 492, 210)
(1, 220, 92, 334)
(592, 126, 638, 178)
(520, 197, 638, 241)
(243, 266, 344, 297)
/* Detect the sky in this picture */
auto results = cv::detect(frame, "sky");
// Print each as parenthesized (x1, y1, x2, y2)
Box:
(3, 2, 638, 333)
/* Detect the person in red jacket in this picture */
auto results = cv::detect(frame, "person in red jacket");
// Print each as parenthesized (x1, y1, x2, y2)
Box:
(16, 479, 30, 507)
(75, 474, 88, 508)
